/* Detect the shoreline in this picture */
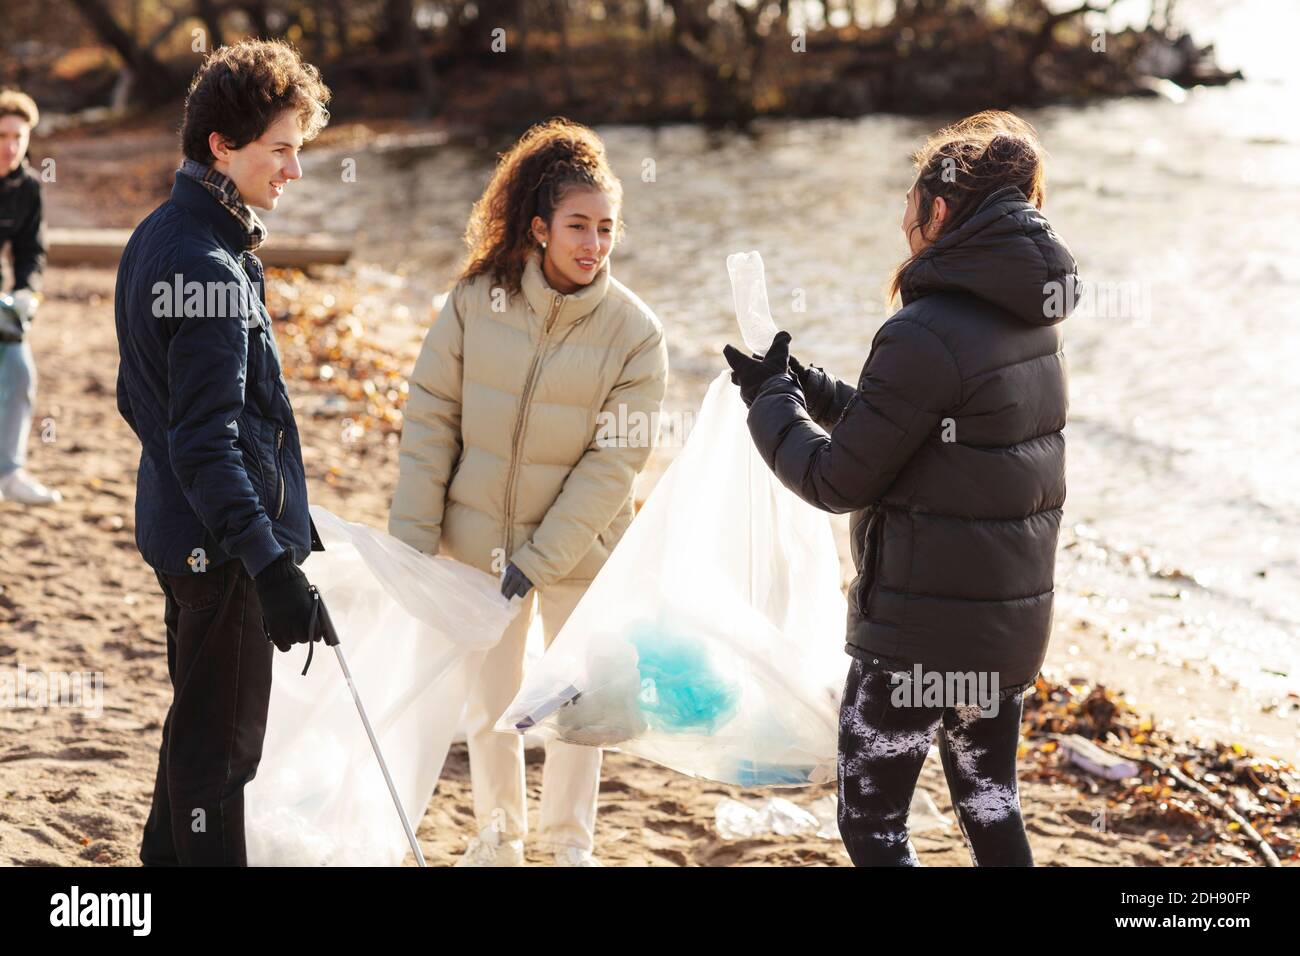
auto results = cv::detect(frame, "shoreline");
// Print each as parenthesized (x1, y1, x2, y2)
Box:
(1, 264, 1295, 866)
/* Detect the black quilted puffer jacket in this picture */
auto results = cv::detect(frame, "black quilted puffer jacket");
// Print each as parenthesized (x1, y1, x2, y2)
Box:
(747, 184, 1078, 687)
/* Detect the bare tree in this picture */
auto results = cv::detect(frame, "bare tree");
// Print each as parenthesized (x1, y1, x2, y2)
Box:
(193, 0, 227, 48)
(66, 0, 178, 102)
(664, 0, 774, 124)
(391, 0, 441, 117)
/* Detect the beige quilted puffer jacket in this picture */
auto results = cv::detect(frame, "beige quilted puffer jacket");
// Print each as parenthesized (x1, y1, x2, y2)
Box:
(388, 249, 669, 589)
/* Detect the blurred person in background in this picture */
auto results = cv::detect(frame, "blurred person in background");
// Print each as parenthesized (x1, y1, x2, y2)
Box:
(0, 88, 57, 505)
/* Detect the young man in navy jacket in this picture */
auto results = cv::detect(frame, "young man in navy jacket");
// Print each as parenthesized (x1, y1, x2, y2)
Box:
(115, 40, 332, 866)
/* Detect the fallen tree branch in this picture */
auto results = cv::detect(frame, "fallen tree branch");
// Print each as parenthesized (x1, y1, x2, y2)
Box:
(1143, 753, 1283, 867)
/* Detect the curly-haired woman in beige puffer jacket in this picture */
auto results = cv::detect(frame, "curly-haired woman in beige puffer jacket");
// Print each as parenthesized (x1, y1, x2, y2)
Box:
(389, 118, 668, 867)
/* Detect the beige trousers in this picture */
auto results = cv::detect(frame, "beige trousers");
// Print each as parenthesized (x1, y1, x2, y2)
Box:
(461, 580, 602, 851)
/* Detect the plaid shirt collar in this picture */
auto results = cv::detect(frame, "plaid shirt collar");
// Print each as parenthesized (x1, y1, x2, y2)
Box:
(178, 158, 267, 252)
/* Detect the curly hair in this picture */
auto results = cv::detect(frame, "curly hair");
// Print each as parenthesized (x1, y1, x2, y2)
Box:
(0, 89, 39, 128)
(181, 39, 331, 165)
(459, 117, 624, 296)
(889, 110, 1047, 302)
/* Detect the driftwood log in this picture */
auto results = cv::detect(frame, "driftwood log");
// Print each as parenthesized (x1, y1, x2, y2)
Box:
(47, 228, 352, 269)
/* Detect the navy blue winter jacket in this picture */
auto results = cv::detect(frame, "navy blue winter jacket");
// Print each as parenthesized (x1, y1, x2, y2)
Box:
(115, 172, 320, 577)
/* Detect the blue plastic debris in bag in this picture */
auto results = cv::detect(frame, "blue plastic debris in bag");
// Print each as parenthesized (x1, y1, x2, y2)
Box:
(630, 624, 741, 735)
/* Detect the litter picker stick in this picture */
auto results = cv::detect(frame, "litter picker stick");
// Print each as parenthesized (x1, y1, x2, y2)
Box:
(310, 586, 429, 868)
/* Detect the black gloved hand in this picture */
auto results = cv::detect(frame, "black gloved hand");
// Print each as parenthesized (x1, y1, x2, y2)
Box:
(723, 331, 792, 407)
(500, 562, 534, 600)
(787, 353, 833, 419)
(254, 552, 323, 652)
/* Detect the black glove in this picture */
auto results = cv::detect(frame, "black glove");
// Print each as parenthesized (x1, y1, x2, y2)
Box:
(787, 354, 834, 420)
(500, 562, 534, 600)
(722, 331, 792, 407)
(254, 552, 323, 653)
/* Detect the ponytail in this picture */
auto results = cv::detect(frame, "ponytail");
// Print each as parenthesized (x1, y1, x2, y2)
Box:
(888, 110, 1047, 304)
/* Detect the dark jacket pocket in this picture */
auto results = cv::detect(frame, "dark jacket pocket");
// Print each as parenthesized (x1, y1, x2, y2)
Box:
(235, 411, 274, 511)
(272, 426, 287, 520)
(849, 508, 883, 617)
(158, 561, 229, 612)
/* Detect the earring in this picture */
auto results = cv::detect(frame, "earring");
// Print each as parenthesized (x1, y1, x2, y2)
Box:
(541, 241, 547, 249)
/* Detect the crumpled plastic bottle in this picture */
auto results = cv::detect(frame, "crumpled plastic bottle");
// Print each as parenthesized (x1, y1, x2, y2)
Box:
(726, 251, 779, 354)
(715, 789, 952, 841)
(715, 796, 822, 840)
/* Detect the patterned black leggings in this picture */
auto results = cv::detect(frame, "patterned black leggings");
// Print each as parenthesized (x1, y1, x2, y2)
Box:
(836, 656, 1033, 866)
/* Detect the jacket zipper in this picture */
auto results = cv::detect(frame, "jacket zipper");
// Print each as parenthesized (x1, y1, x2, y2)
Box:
(502, 293, 563, 557)
(274, 427, 286, 520)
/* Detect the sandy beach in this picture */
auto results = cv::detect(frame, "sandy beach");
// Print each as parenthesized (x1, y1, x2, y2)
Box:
(1, 251, 1294, 867)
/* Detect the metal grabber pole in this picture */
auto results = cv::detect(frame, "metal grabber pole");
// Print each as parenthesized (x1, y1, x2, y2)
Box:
(310, 586, 428, 868)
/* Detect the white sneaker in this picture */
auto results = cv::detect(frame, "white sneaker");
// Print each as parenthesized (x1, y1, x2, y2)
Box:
(553, 846, 602, 867)
(0, 469, 61, 505)
(454, 824, 524, 867)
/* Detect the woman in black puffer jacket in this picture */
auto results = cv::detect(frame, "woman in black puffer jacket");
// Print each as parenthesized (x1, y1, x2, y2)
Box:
(724, 111, 1078, 866)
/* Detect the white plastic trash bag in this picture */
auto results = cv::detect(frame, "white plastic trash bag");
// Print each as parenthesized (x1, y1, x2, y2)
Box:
(497, 361, 847, 784)
(245, 505, 516, 866)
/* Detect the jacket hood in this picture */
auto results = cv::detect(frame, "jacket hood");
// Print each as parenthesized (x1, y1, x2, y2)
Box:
(900, 184, 1080, 326)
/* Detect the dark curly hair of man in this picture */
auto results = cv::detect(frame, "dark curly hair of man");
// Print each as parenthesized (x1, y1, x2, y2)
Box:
(180, 39, 331, 165)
